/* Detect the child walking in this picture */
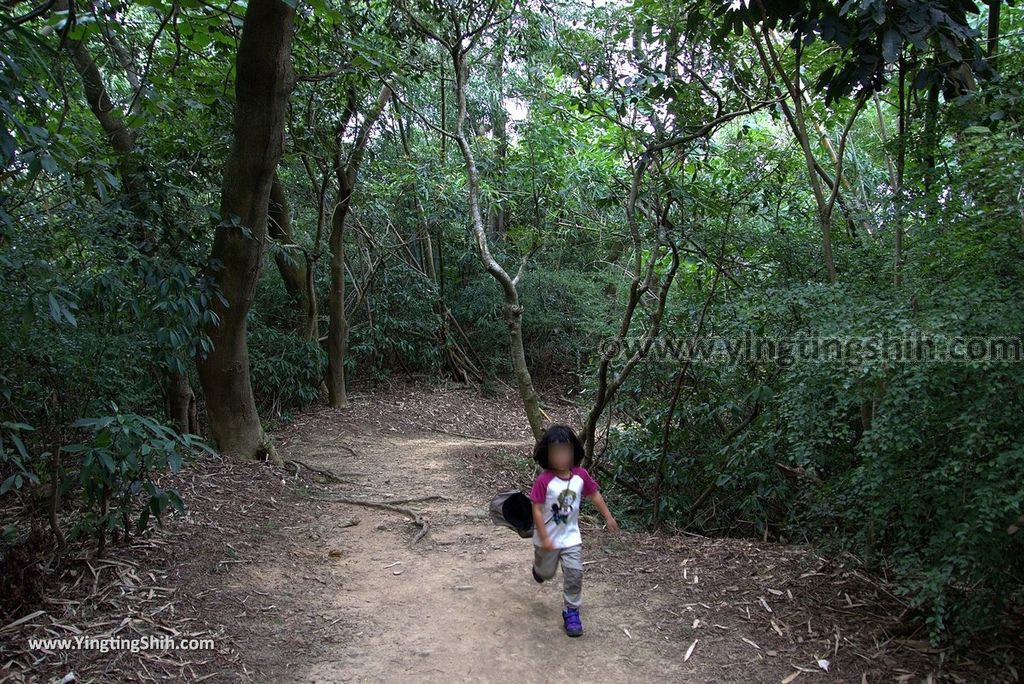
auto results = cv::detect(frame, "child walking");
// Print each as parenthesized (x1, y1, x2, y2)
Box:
(529, 423, 618, 637)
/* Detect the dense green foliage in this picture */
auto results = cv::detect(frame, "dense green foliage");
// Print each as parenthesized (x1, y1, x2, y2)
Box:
(2, 0, 1021, 646)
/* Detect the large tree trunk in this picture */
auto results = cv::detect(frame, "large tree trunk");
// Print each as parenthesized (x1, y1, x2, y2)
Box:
(326, 199, 350, 408)
(196, 0, 295, 462)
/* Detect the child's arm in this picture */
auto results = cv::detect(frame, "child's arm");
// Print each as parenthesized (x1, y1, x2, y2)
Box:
(532, 502, 555, 550)
(586, 491, 619, 532)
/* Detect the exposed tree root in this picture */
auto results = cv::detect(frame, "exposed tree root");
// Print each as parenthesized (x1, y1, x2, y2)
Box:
(307, 495, 432, 545)
(286, 459, 358, 485)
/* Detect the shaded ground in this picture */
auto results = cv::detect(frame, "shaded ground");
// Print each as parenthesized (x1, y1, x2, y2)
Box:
(2, 381, 1020, 682)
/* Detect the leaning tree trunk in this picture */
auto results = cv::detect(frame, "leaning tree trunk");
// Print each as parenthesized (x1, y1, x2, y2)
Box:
(54, 0, 198, 434)
(196, 0, 295, 462)
(449, 47, 545, 440)
(396, 1, 544, 437)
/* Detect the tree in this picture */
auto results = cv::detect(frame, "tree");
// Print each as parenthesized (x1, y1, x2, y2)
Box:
(46, 0, 201, 434)
(325, 84, 392, 408)
(399, 0, 547, 439)
(195, 0, 296, 462)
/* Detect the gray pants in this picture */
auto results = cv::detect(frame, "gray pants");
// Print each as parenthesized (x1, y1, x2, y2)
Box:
(533, 543, 583, 609)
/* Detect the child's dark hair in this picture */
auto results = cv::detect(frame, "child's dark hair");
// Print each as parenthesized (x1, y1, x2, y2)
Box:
(533, 423, 585, 469)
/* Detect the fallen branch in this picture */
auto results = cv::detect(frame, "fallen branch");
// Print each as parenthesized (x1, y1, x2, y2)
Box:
(337, 444, 361, 458)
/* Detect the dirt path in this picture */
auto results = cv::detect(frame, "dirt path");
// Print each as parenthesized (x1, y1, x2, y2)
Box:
(278, 429, 682, 682)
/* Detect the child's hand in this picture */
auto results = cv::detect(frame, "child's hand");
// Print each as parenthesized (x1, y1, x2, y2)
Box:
(605, 517, 620, 533)
(541, 536, 556, 551)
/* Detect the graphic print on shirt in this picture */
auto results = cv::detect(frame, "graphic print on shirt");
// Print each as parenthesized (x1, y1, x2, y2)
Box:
(529, 466, 600, 548)
(551, 488, 577, 525)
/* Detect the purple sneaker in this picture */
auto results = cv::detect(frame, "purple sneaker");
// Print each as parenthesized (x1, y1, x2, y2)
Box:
(562, 607, 583, 637)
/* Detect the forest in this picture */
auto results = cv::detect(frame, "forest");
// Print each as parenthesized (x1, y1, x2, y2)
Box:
(2, 0, 1023, 677)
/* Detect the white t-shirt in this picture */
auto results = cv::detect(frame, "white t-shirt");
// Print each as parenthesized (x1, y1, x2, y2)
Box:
(529, 466, 600, 549)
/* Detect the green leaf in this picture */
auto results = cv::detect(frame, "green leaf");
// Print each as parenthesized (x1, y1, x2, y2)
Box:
(0, 474, 18, 495)
(40, 153, 58, 175)
(48, 292, 61, 322)
(10, 432, 28, 459)
(19, 301, 34, 336)
(166, 489, 185, 512)
(882, 29, 899, 64)
(98, 451, 116, 472)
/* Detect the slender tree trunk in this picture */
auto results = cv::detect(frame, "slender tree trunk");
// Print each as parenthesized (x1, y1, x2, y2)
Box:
(749, 21, 866, 283)
(165, 369, 199, 435)
(439, 57, 447, 165)
(894, 57, 907, 286)
(325, 85, 392, 408)
(653, 266, 721, 526)
(302, 158, 331, 343)
(326, 199, 350, 408)
(196, 0, 295, 462)
(987, 0, 1001, 68)
(449, 47, 545, 440)
(488, 36, 508, 243)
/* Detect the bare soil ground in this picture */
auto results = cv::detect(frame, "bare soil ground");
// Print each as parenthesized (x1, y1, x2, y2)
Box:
(2, 381, 1020, 683)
